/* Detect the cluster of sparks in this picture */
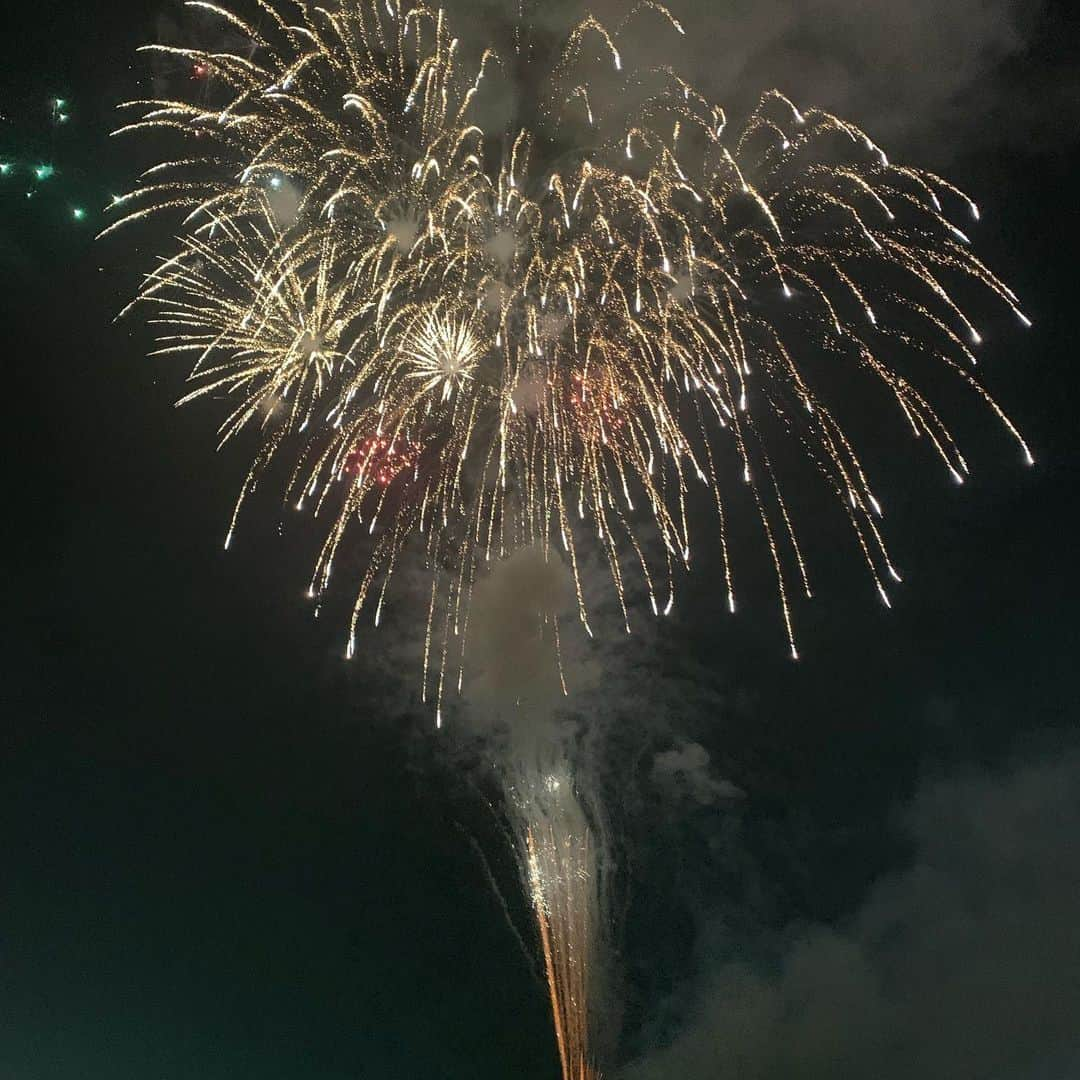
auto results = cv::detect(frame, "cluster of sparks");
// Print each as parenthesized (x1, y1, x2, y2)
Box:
(344, 434, 421, 485)
(512, 765, 605, 1080)
(0, 97, 96, 222)
(108, 0, 1033, 715)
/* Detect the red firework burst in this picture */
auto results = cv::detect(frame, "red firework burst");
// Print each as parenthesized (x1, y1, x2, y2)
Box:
(345, 436, 421, 487)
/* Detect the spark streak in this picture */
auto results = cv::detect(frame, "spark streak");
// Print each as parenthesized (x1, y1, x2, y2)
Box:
(511, 762, 606, 1080)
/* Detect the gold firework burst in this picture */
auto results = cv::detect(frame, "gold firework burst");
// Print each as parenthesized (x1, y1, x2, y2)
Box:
(403, 308, 485, 400)
(107, 0, 1033, 724)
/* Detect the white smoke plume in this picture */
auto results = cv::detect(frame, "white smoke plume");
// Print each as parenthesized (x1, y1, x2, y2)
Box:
(623, 749, 1080, 1079)
(652, 742, 746, 806)
(442, 0, 1072, 161)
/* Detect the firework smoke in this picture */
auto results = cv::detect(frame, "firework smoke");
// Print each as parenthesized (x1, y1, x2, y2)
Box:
(466, 546, 614, 1079)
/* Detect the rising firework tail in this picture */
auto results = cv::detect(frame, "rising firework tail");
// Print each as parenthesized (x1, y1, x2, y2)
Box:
(508, 758, 610, 1080)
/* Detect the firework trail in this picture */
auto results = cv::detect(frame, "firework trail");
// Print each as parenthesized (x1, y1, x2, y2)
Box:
(467, 547, 613, 1080)
(106, 2, 1032, 1075)
(506, 757, 608, 1080)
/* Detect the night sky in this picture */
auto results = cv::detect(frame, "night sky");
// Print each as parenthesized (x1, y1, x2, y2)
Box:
(4, 2, 1079, 1077)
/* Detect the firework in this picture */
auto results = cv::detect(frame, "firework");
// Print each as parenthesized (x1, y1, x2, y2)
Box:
(507, 758, 608, 1080)
(107, 1, 1032, 718)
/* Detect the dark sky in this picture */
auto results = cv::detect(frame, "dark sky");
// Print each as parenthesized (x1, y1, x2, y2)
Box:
(3, 2, 1078, 1078)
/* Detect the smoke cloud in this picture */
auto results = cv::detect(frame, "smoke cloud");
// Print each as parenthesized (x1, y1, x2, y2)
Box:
(466, 546, 575, 715)
(664, 0, 1057, 157)
(652, 742, 746, 806)
(446, 0, 1070, 160)
(623, 749, 1080, 1079)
